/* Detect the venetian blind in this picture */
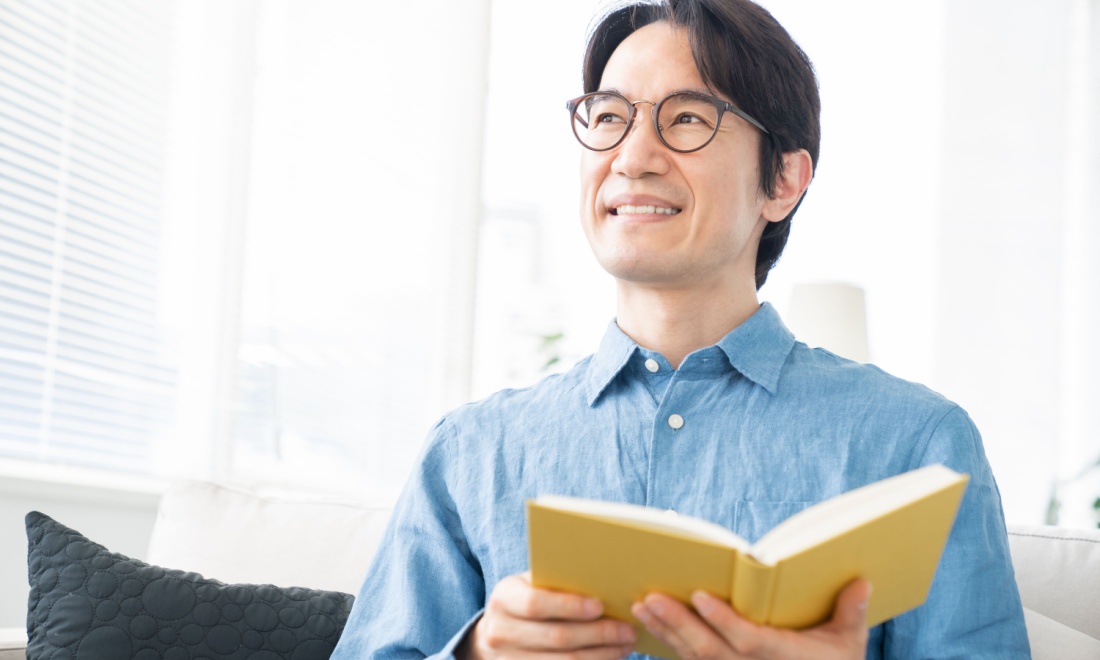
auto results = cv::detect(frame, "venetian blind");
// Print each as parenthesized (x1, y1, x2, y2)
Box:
(0, 0, 175, 470)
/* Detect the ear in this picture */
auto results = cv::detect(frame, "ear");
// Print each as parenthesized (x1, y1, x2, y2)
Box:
(762, 149, 813, 222)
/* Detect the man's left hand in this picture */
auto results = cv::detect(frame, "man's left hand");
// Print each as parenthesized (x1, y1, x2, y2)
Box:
(631, 579, 872, 660)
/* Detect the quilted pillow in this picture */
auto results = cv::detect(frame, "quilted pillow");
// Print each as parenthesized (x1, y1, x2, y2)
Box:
(25, 511, 354, 660)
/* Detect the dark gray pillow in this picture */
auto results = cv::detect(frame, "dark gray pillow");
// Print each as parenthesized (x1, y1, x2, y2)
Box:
(26, 511, 354, 660)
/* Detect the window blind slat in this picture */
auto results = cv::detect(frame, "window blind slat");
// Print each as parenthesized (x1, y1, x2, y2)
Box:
(69, 134, 161, 187)
(0, 193, 57, 225)
(59, 250, 157, 300)
(0, 7, 67, 58)
(0, 219, 54, 255)
(69, 89, 165, 148)
(0, 242, 54, 274)
(52, 346, 173, 388)
(57, 317, 163, 362)
(0, 133, 61, 178)
(0, 151, 60, 189)
(67, 159, 162, 211)
(0, 285, 51, 314)
(0, 40, 66, 102)
(1, 0, 68, 37)
(0, 102, 63, 151)
(0, 164, 60, 204)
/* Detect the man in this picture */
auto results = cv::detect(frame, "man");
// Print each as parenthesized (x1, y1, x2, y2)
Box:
(332, 0, 1030, 658)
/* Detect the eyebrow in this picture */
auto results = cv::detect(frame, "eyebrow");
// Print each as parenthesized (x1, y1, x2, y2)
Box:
(596, 86, 716, 100)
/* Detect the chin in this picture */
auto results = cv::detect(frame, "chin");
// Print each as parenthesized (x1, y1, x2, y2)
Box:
(594, 252, 681, 285)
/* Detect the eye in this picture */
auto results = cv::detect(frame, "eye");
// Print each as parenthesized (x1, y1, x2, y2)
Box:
(594, 111, 627, 125)
(671, 113, 709, 127)
(583, 94, 630, 130)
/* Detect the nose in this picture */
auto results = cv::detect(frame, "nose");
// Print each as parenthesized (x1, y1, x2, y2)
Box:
(611, 101, 670, 178)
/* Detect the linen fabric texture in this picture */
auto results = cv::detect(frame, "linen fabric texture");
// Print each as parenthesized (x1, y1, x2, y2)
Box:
(331, 302, 1030, 660)
(25, 511, 354, 660)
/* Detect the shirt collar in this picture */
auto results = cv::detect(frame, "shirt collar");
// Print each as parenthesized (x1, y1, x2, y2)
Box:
(713, 302, 795, 396)
(584, 302, 795, 405)
(585, 319, 638, 406)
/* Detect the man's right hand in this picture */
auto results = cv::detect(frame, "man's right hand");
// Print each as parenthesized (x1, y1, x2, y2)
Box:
(458, 572, 637, 660)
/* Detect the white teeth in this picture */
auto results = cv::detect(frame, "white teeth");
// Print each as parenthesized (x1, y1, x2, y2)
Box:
(615, 204, 679, 215)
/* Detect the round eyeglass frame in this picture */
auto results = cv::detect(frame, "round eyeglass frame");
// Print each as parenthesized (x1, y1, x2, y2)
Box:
(566, 90, 770, 154)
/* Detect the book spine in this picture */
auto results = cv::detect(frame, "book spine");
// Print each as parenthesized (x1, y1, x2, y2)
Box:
(732, 555, 778, 624)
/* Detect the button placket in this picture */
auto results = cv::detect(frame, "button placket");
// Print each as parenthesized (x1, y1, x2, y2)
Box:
(646, 368, 689, 510)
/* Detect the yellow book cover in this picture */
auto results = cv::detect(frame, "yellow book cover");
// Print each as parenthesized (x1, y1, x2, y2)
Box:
(527, 465, 968, 659)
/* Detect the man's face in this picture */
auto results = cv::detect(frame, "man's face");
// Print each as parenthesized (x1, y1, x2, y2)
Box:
(579, 21, 771, 292)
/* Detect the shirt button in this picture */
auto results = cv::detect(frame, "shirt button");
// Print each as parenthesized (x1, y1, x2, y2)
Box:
(645, 358, 660, 373)
(668, 414, 684, 430)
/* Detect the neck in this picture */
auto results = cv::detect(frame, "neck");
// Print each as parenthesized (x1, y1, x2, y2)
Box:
(615, 279, 761, 369)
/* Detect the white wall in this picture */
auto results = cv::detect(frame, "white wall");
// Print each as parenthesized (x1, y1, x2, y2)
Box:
(766, 0, 1099, 526)
(933, 0, 1100, 527)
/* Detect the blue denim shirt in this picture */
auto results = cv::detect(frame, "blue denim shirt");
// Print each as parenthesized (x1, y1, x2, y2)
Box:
(332, 303, 1030, 659)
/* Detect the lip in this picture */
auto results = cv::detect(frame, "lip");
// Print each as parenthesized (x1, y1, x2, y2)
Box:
(604, 194, 684, 220)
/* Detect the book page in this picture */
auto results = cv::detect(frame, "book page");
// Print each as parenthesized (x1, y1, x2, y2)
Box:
(749, 465, 965, 564)
(535, 495, 750, 552)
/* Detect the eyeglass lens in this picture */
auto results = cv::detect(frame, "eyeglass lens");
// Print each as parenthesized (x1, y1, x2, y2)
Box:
(571, 92, 721, 152)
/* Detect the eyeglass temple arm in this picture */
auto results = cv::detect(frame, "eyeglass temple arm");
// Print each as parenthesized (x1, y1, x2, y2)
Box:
(726, 103, 769, 134)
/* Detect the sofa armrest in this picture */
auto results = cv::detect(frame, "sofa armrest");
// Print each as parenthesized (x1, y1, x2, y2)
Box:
(1007, 524, 1100, 640)
(1023, 607, 1100, 660)
(0, 627, 26, 660)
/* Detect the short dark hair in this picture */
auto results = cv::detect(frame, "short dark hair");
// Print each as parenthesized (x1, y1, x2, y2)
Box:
(582, 0, 820, 289)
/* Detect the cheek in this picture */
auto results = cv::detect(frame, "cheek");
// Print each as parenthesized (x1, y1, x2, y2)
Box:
(579, 151, 609, 200)
(701, 161, 757, 214)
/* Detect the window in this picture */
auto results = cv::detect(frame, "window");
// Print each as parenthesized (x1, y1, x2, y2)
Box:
(0, 0, 175, 471)
(0, 0, 492, 500)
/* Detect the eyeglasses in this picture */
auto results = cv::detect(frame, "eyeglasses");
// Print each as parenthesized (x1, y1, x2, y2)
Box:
(566, 90, 769, 153)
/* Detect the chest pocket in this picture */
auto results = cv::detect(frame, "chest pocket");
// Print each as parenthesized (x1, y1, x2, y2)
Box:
(733, 501, 814, 545)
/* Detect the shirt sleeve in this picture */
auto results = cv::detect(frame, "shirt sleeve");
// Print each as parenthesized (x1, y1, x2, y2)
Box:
(880, 405, 1031, 659)
(331, 418, 486, 660)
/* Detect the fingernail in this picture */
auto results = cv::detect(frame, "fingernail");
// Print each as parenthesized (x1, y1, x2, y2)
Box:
(691, 591, 717, 616)
(859, 584, 873, 611)
(583, 598, 603, 618)
(643, 595, 665, 616)
(619, 624, 637, 643)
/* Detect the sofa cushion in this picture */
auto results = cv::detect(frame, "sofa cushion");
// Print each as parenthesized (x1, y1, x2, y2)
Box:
(26, 511, 353, 660)
(1007, 524, 1100, 640)
(147, 481, 391, 596)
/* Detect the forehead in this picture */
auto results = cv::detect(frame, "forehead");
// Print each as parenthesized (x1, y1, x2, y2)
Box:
(598, 22, 706, 96)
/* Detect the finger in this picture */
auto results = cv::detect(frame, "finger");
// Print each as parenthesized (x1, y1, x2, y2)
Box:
(491, 573, 605, 621)
(826, 579, 872, 631)
(472, 617, 634, 659)
(691, 590, 776, 657)
(481, 616, 636, 653)
(632, 593, 726, 658)
(486, 646, 635, 660)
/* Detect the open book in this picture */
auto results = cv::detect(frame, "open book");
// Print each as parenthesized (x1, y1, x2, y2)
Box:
(527, 464, 968, 659)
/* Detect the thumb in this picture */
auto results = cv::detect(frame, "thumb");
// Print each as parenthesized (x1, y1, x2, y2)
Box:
(830, 579, 872, 631)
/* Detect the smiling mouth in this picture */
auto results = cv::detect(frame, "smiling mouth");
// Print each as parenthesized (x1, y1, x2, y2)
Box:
(611, 204, 682, 216)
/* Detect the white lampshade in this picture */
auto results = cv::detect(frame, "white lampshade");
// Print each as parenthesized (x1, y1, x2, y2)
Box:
(785, 282, 871, 363)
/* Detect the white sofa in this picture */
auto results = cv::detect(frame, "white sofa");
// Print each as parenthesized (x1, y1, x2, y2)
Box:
(4, 481, 1099, 659)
